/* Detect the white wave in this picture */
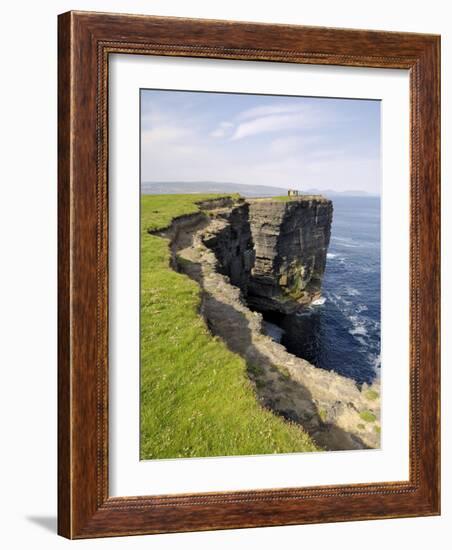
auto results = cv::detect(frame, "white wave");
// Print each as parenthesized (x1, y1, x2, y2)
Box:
(326, 291, 380, 354)
(332, 236, 359, 248)
(311, 296, 326, 306)
(330, 293, 352, 307)
(355, 304, 369, 313)
(350, 325, 368, 336)
(346, 286, 361, 297)
(348, 314, 369, 338)
(369, 354, 381, 369)
(327, 254, 347, 265)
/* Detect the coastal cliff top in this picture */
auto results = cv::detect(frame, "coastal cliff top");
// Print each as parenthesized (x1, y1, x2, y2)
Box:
(247, 194, 330, 204)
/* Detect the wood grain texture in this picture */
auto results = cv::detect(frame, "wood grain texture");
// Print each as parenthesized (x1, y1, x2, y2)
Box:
(57, 10, 440, 539)
(57, 10, 72, 538)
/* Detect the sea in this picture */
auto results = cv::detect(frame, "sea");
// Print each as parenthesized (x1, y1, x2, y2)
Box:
(264, 196, 381, 385)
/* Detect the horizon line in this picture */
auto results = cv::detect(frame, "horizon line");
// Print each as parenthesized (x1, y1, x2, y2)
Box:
(141, 180, 381, 196)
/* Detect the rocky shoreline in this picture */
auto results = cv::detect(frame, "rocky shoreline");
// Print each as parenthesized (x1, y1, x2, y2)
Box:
(152, 197, 381, 451)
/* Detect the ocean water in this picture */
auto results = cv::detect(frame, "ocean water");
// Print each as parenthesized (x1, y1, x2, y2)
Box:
(265, 196, 380, 385)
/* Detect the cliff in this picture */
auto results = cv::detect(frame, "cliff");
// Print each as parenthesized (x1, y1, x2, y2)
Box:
(161, 196, 380, 451)
(203, 196, 333, 314)
(248, 197, 333, 313)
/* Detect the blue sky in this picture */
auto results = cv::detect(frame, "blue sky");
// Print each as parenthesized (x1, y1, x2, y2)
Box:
(141, 89, 381, 194)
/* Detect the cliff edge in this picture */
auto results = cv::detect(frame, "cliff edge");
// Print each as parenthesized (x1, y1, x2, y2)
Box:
(204, 196, 333, 314)
(161, 196, 380, 450)
(248, 197, 332, 313)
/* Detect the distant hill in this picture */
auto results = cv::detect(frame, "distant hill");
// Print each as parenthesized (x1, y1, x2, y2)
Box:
(304, 188, 377, 198)
(141, 181, 288, 197)
(141, 181, 379, 198)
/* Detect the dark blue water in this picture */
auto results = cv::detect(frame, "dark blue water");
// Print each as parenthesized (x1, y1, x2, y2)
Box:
(266, 196, 380, 385)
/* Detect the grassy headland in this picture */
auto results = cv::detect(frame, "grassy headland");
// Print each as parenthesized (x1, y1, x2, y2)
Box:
(271, 195, 326, 202)
(140, 193, 320, 459)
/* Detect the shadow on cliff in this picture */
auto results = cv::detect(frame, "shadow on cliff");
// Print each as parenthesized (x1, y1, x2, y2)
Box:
(161, 207, 368, 452)
(177, 255, 368, 453)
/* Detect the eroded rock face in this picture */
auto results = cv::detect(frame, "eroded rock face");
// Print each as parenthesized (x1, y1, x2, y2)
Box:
(247, 197, 333, 313)
(202, 202, 255, 292)
(165, 200, 380, 451)
(201, 196, 333, 314)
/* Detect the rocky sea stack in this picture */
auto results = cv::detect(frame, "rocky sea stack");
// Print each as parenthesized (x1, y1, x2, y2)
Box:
(204, 196, 333, 314)
(247, 197, 333, 313)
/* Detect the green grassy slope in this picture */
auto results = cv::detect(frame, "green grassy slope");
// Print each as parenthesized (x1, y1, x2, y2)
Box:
(140, 194, 320, 459)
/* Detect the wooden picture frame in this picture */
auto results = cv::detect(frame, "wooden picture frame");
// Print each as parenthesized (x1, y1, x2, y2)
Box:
(58, 11, 440, 539)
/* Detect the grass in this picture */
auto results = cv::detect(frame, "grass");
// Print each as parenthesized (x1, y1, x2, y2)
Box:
(140, 194, 320, 459)
(365, 389, 379, 401)
(359, 410, 377, 423)
(272, 195, 323, 202)
(272, 196, 297, 202)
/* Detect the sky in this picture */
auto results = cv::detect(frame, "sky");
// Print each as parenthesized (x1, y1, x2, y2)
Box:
(141, 89, 381, 195)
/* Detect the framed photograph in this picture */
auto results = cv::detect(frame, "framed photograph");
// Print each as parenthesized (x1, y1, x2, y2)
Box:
(58, 11, 440, 538)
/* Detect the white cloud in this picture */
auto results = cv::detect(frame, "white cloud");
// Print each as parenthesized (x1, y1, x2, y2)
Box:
(237, 103, 305, 120)
(210, 121, 234, 138)
(208, 103, 322, 142)
(231, 113, 307, 140)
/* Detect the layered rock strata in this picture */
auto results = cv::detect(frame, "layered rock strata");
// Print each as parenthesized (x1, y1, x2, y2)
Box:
(201, 196, 333, 314)
(155, 198, 381, 451)
(202, 202, 255, 292)
(247, 197, 333, 313)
